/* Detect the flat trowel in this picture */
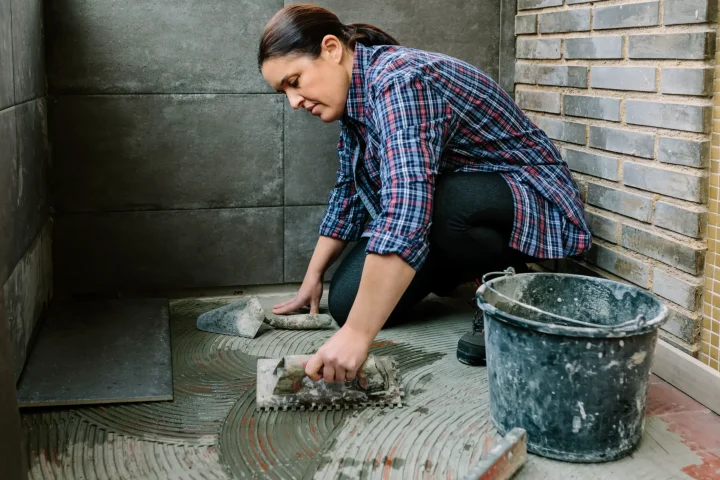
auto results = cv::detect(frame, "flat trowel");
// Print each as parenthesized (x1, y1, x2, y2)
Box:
(196, 296, 333, 338)
(256, 354, 404, 411)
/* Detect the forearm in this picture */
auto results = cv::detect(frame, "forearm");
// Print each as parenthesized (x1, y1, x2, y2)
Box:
(344, 253, 416, 341)
(306, 236, 348, 280)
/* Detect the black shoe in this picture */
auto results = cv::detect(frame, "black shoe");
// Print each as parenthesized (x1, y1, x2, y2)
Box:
(457, 310, 486, 366)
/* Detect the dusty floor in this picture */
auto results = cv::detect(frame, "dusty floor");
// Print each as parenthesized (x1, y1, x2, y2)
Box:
(20, 291, 720, 479)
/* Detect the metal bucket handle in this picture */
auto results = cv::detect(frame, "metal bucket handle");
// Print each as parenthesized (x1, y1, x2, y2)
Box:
(481, 268, 647, 331)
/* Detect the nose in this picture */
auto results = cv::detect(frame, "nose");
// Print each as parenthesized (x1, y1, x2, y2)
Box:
(287, 92, 304, 110)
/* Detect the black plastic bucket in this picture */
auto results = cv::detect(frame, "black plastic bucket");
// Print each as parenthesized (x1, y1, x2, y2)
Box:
(477, 270, 668, 463)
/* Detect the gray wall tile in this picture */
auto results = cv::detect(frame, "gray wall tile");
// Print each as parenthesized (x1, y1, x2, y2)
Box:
(54, 208, 284, 293)
(11, 0, 46, 103)
(593, 2, 659, 30)
(515, 14, 537, 35)
(629, 32, 715, 60)
(0, 107, 18, 282)
(658, 137, 710, 168)
(284, 205, 352, 283)
(45, 0, 282, 93)
(588, 126, 654, 158)
(499, 0, 518, 95)
(51, 95, 284, 212)
(664, 0, 717, 26)
(14, 99, 49, 266)
(0, 0, 13, 110)
(517, 38, 561, 59)
(284, 103, 340, 206)
(286, 0, 502, 81)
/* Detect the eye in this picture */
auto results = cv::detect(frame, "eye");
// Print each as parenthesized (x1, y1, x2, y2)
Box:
(288, 77, 299, 88)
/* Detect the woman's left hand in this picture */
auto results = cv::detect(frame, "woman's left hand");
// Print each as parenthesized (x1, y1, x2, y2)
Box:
(305, 325, 373, 383)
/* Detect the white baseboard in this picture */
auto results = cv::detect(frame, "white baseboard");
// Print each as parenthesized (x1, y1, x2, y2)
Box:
(652, 340, 720, 416)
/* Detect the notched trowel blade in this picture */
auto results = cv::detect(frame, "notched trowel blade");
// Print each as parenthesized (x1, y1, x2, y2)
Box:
(256, 354, 404, 411)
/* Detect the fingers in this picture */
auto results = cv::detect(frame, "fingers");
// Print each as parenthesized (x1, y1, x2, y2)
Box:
(345, 368, 357, 382)
(322, 365, 335, 384)
(305, 354, 324, 382)
(272, 297, 303, 315)
(310, 296, 320, 315)
(334, 366, 346, 383)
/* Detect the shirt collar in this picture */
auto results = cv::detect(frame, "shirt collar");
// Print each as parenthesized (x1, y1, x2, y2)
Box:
(343, 43, 373, 126)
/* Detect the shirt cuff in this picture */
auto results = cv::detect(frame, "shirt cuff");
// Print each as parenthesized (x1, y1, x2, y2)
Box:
(365, 229, 430, 271)
(318, 215, 364, 242)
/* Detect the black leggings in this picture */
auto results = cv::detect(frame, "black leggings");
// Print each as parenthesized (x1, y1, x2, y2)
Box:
(328, 172, 536, 327)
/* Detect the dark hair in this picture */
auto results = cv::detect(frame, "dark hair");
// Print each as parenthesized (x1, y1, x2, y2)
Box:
(258, 4, 399, 68)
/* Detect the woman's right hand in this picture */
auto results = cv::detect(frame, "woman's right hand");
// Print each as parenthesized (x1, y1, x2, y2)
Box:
(272, 273, 323, 315)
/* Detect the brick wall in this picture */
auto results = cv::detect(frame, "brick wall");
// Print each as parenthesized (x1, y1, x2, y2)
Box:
(514, 0, 716, 356)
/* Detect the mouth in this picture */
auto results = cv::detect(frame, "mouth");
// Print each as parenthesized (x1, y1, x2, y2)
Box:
(307, 105, 320, 116)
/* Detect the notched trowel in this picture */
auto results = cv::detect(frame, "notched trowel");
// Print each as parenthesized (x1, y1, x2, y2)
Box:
(256, 354, 404, 411)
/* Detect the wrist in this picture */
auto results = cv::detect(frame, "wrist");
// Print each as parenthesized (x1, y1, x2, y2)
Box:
(304, 267, 324, 283)
(343, 320, 377, 346)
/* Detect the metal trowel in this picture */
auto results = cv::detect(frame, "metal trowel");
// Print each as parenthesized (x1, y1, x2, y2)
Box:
(256, 354, 404, 411)
(196, 296, 334, 338)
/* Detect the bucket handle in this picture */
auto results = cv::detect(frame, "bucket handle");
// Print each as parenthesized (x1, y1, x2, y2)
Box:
(481, 268, 647, 331)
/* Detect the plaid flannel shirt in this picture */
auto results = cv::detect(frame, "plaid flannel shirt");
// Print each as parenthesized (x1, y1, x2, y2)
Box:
(319, 43, 592, 270)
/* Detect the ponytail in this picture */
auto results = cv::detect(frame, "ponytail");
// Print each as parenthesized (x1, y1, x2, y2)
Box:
(344, 22, 400, 48)
(258, 5, 399, 68)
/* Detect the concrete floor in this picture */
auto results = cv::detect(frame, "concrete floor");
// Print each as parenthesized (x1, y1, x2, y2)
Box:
(20, 291, 720, 479)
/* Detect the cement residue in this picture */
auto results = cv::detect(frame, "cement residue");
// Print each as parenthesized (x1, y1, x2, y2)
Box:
(19, 293, 709, 479)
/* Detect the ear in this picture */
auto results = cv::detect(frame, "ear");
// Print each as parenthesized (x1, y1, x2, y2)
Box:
(320, 35, 345, 64)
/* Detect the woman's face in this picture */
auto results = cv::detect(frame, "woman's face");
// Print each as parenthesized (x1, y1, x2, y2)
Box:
(262, 35, 352, 123)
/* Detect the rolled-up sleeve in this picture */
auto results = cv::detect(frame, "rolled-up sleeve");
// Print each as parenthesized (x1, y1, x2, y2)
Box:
(318, 126, 369, 241)
(366, 78, 453, 270)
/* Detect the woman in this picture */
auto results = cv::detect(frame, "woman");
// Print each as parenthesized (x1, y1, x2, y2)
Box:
(259, 5, 591, 382)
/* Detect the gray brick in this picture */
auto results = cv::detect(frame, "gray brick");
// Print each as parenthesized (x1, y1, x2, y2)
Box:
(662, 309, 701, 344)
(567, 0, 611, 3)
(661, 68, 714, 96)
(516, 89, 561, 114)
(11, 0, 46, 103)
(623, 162, 705, 202)
(658, 137, 710, 168)
(594, 2, 660, 30)
(285, 103, 341, 205)
(517, 38, 562, 59)
(565, 37, 623, 60)
(515, 65, 587, 87)
(53, 208, 285, 294)
(654, 202, 705, 239)
(515, 14, 537, 35)
(589, 126, 654, 159)
(587, 183, 652, 222)
(532, 115, 586, 145)
(515, 64, 536, 84)
(539, 9, 591, 33)
(585, 211, 617, 243)
(621, 224, 705, 275)
(629, 32, 716, 60)
(584, 244, 650, 287)
(50, 94, 284, 212)
(626, 100, 711, 133)
(563, 95, 620, 121)
(562, 148, 619, 181)
(518, 0, 562, 10)
(0, 0, 12, 110)
(653, 268, 701, 311)
(664, 0, 717, 26)
(590, 66, 656, 92)
(574, 177, 588, 201)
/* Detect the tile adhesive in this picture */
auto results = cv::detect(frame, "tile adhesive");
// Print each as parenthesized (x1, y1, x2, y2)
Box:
(20, 293, 711, 479)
